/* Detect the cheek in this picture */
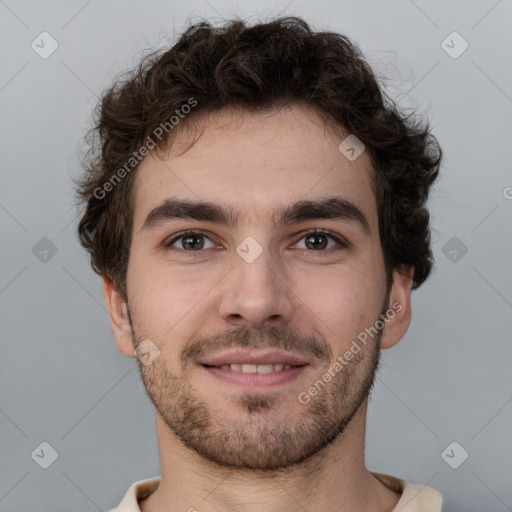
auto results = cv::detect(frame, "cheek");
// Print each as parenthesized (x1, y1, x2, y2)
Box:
(127, 261, 218, 360)
(296, 265, 384, 346)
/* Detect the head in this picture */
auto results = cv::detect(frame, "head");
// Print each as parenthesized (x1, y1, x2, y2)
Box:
(75, 17, 442, 471)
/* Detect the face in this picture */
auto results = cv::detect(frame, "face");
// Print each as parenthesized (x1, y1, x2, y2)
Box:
(107, 104, 411, 471)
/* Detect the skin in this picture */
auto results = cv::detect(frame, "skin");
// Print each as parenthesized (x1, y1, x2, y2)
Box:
(103, 103, 414, 512)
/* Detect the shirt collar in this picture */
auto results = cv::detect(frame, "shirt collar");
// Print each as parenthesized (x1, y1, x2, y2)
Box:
(110, 472, 442, 512)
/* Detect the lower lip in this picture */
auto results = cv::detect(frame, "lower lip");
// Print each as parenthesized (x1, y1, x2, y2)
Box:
(201, 365, 309, 388)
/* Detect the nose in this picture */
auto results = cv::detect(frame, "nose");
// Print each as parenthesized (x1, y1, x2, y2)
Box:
(218, 246, 294, 331)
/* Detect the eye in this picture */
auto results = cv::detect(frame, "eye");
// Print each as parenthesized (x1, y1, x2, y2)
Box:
(164, 231, 217, 252)
(294, 230, 347, 252)
(163, 229, 347, 255)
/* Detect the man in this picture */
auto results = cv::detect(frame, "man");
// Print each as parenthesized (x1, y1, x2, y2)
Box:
(75, 16, 443, 512)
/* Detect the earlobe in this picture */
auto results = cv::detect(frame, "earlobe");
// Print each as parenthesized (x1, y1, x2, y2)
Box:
(102, 277, 135, 358)
(380, 266, 414, 350)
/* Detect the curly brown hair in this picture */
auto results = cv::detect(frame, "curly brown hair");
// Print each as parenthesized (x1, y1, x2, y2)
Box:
(75, 16, 442, 302)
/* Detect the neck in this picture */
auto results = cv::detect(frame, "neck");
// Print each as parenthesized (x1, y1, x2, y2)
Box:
(140, 400, 401, 512)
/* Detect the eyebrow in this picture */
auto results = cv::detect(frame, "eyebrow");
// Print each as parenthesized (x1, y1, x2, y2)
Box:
(141, 196, 371, 234)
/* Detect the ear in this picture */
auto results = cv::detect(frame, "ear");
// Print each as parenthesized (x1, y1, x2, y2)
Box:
(380, 266, 414, 350)
(102, 276, 135, 358)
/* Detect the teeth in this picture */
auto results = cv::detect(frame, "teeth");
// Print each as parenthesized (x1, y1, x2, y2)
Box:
(256, 364, 274, 374)
(217, 363, 296, 373)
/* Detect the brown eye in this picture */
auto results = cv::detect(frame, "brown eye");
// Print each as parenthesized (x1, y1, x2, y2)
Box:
(181, 234, 204, 250)
(305, 233, 328, 250)
(296, 230, 345, 252)
(165, 231, 216, 252)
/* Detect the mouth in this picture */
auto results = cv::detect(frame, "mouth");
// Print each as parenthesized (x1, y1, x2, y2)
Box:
(198, 349, 310, 367)
(200, 363, 309, 387)
(203, 362, 300, 373)
(198, 350, 311, 388)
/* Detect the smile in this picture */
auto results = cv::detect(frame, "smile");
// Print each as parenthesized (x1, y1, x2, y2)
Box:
(205, 363, 297, 373)
(200, 363, 309, 388)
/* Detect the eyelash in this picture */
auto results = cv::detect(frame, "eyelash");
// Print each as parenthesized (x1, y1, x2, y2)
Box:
(163, 229, 348, 256)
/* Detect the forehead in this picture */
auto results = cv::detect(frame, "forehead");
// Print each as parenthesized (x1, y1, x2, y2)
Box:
(131, 104, 377, 232)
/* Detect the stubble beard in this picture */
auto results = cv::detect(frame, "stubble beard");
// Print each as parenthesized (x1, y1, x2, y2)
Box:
(133, 326, 382, 472)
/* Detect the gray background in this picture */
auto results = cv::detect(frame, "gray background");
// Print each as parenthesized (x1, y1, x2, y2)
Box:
(1, 0, 511, 511)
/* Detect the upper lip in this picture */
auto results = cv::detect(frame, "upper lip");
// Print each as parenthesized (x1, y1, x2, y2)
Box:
(198, 349, 311, 367)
